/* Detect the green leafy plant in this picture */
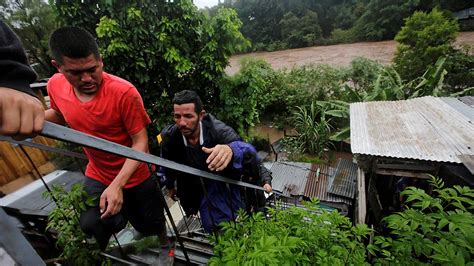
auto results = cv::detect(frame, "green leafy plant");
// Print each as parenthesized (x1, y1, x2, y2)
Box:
(368, 176, 474, 265)
(292, 102, 333, 156)
(394, 8, 459, 82)
(43, 184, 108, 265)
(2, 0, 57, 78)
(210, 200, 371, 265)
(50, 141, 87, 171)
(349, 57, 384, 91)
(218, 58, 273, 137)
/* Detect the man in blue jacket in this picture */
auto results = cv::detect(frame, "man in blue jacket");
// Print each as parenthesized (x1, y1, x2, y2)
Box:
(159, 90, 272, 232)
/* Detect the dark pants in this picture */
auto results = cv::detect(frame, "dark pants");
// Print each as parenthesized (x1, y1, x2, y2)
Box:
(79, 177, 165, 250)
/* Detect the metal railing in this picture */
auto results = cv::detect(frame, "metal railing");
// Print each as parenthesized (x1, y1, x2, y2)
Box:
(1, 122, 295, 264)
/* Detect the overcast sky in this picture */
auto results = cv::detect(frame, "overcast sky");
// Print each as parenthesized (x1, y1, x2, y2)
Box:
(194, 0, 219, 9)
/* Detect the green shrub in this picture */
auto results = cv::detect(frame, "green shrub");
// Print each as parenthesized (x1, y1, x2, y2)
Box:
(50, 141, 87, 170)
(394, 9, 459, 82)
(210, 201, 371, 265)
(349, 57, 384, 92)
(266, 40, 288, 52)
(444, 45, 474, 93)
(369, 176, 474, 265)
(43, 184, 107, 265)
(278, 65, 349, 108)
(293, 102, 333, 156)
(330, 28, 357, 43)
(218, 58, 276, 137)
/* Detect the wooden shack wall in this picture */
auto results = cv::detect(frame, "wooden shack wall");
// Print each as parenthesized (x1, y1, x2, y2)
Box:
(0, 137, 56, 187)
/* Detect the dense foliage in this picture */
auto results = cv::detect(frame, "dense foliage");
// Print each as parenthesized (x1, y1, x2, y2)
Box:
(233, 47, 471, 156)
(212, 177, 474, 264)
(43, 184, 107, 265)
(1, 0, 57, 78)
(292, 102, 333, 156)
(369, 177, 474, 265)
(394, 9, 459, 82)
(212, 0, 471, 51)
(218, 58, 271, 137)
(210, 201, 371, 265)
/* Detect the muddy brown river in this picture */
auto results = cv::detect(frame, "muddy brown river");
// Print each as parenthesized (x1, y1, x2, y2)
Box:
(226, 31, 474, 75)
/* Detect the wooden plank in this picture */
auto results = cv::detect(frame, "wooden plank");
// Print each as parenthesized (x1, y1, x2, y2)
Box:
(0, 162, 55, 194)
(375, 169, 431, 179)
(367, 174, 382, 222)
(0, 142, 24, 180)
(10, 146, 33, 177)
(0, 159, 11, 185)
(32, 136, 56, 158)
(21, 145, 47, 167)
(0, 174, 35, 194)
(376, 163, 437, 172)
(0, 138, 57, 187)
(356, 168, 366, 224)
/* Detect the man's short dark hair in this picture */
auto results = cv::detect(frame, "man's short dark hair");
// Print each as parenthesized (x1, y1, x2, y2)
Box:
(49, 26, 100, 65)
(172, 90, 203, 113)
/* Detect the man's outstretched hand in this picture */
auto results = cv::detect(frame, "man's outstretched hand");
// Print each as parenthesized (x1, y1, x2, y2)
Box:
(202, 144, 233, 171)
(0, 87, 44, 139)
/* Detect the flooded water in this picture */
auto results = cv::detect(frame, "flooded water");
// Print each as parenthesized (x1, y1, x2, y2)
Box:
(250, 124, 285, 144)
(227, 32, 474, 75)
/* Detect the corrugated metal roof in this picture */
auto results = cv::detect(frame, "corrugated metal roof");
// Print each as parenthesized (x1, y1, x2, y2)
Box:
(0, 170, 84, 211)
(350, 96, 474, 163)
(304, 164, 352, 205)
(454, 7, 474, 20)
(441, 97, 474, 120)
(328, 159, 357, 199)
(270, 161, 310, 197)
(458, 155, 474, 175)
(458, 96, 474, 108)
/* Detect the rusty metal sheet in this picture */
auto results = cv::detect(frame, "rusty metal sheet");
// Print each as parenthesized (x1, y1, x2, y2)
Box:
(304, 164, 352, 205)
(328, 158, 357, 199)
(270, 162, 310, 197)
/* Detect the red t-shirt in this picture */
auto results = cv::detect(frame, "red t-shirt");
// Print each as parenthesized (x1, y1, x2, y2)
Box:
(47, 72, 151, 188)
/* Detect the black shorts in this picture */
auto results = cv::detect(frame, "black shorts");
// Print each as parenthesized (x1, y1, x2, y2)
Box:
(79, 177, 165, 249)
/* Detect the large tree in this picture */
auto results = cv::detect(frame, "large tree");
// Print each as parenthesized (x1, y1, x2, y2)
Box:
(1, 0, 57, 79)
(393, 8, 459, 81)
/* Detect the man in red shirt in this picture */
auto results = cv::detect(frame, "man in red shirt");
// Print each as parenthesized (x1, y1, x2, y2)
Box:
(45, 26, 170, 260)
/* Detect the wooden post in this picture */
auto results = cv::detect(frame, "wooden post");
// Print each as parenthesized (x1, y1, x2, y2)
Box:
(356, 167, 366, 224)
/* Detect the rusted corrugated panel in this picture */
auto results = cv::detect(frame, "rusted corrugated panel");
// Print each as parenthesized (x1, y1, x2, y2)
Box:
(270, 162, 310, 197)
(350, 96, 474, 163)
(304, 164, 352, 205)
(304, 164, 332, 200)
(328, 158, 357, 199)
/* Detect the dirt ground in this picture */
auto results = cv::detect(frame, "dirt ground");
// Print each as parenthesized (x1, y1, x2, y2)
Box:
(226, 31, 474, 75)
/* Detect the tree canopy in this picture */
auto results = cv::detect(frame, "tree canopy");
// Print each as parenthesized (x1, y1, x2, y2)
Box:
(54, 0, 249, 149)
